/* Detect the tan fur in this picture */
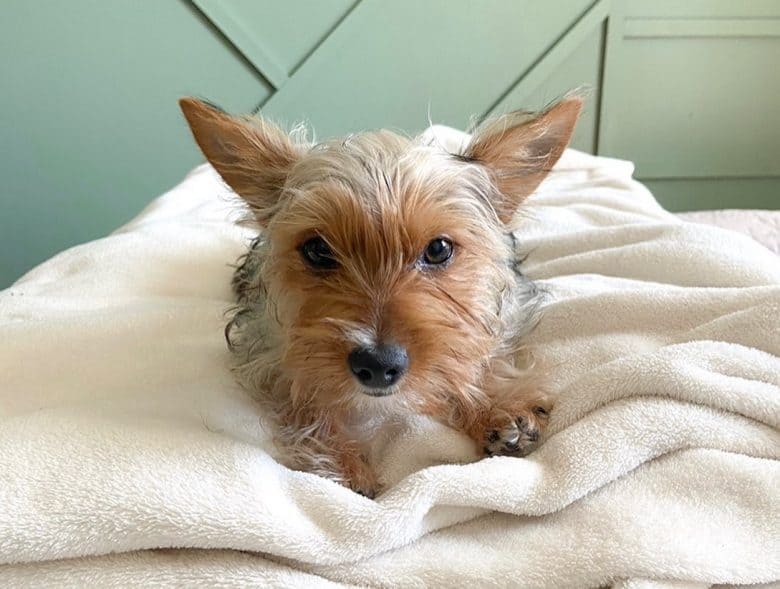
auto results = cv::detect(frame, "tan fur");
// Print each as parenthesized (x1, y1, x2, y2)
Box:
(466, 99, 582, 223)
(179, 98, 304, 224)
(180, 97, 580, 496)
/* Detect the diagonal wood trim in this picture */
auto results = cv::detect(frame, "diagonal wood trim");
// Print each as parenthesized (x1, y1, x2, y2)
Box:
(251, 0, 370, 115)
(484, 0, 610, 118)
(288, 0, 363, 77)
(190, 0, 289, 89)
(258, 0, 600, 136)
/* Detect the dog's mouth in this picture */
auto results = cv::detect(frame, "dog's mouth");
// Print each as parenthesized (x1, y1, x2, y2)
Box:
(355, 380, 403, 399)
(360, 388, 396, 398)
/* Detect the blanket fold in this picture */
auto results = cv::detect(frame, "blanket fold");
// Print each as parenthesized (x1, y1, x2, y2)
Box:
(1, 134, 778, 588)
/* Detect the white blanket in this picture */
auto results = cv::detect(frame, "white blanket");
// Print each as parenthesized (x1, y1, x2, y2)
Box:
(1, 128, 779, 588)
(678, 209, 780, 255)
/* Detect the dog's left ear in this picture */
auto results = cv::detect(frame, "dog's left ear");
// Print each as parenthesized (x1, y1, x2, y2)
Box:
(464, 97, 582, 223)
(179, 97, 302, 225)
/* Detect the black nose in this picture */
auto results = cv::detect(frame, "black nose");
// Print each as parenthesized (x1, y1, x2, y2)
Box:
(348, 344, 409, 390)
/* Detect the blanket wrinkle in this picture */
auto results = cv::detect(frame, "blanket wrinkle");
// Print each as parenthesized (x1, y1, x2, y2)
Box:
(1, 129, 778, 587)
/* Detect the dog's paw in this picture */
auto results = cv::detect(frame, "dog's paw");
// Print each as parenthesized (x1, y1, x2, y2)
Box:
(341, 455, 380, 499)
(483, 404, 551, 457)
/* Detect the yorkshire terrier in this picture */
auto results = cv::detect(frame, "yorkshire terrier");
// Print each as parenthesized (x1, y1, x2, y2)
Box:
(180, 96, 581, 497)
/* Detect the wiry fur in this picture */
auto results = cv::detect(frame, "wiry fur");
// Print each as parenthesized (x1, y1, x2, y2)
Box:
(180, 97, 581, 496)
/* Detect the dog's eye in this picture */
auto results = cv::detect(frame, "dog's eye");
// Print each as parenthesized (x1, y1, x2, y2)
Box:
(422, 237, 453, 266)
(300, 237, 338, 269)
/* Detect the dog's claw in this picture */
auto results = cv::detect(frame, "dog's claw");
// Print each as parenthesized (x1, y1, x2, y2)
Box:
(355, 488, 376, 499)
(532, 406, 549, 417)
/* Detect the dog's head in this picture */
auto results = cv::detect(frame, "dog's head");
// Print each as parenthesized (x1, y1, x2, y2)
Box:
(180, 98, 580, 411)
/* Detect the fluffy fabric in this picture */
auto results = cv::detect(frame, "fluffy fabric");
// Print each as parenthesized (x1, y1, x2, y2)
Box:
(678, 209, 780, 255)
(0, 128, 778, 588)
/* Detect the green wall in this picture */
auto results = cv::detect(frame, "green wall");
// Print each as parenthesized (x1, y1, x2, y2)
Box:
(0, 0, 269, 287)
(1, 0, 778, 288)
(598, 0, 780, 214)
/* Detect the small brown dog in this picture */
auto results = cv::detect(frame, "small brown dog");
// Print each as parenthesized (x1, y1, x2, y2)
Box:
(180, 97, 581, 496)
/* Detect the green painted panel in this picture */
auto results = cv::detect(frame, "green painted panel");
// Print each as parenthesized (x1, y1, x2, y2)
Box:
(601, 35, 780, 178)
(642, 178, 780, 212)
(262, 0, 595, 137)
(193, 0, 356, 82)
(506, 22, 605, 154)
(599, 0, 780, 180)
(0, 0, 270, 287)
(6, 0, 774, 288)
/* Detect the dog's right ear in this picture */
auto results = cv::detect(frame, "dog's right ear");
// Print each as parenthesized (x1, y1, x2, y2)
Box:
(463, 97, 582, 224)
(179, 97, 301, 224)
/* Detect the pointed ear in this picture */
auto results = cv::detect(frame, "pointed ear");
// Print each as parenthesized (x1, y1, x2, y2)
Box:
(464, 97, 582, 223)
(179, 97, 301, 224)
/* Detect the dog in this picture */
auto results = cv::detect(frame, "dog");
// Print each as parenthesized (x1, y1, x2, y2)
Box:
(179, 96, 581, 497)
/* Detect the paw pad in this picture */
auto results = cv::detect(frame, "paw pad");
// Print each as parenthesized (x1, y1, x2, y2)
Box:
(484, 411, 546, 457)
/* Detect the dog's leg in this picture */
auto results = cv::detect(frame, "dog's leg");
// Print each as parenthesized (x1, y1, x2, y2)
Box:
(477, 388, 551, 457)
(475, 359, 552, 457)
(423, 360, 552, 458)
(275, 404, 379, 497)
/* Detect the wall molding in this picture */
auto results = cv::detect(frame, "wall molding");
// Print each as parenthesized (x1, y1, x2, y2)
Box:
(624, 17, 780, 39)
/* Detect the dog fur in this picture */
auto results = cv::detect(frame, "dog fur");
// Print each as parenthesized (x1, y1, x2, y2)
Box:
(180, 97, 581, 496)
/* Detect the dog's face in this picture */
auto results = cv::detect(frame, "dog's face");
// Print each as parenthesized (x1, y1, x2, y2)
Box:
(180, 99, 580, 411)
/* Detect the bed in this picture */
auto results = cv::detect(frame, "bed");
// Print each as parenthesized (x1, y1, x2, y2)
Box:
(1, 127, 778, 588)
